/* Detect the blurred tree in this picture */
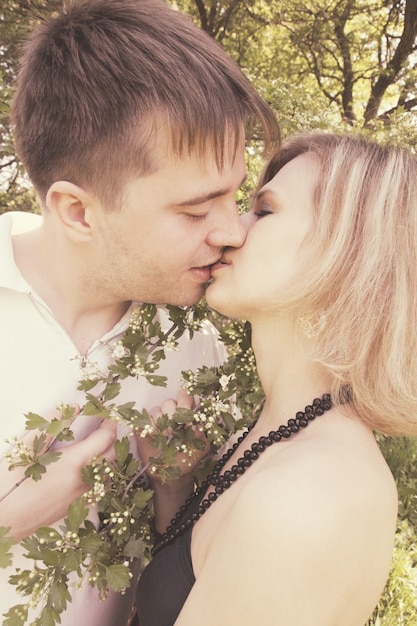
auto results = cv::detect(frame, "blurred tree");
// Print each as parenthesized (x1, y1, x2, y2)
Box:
(0, 0, 62, 213)
(2, 0, 417, 210)
(173, 0, 417, 138)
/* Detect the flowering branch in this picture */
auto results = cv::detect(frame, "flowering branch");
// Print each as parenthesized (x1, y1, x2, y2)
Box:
(0, 303, 263, 626)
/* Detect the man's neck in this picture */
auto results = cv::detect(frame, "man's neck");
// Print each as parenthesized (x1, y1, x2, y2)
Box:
(12, 227, 131, 354)
(56, 301, 131, 355)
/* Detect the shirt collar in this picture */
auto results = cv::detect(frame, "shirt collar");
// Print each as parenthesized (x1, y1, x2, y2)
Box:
(0, 211, 42, 293)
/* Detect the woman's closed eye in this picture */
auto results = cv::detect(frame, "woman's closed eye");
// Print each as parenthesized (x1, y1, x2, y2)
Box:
(254, 205, 273, 219)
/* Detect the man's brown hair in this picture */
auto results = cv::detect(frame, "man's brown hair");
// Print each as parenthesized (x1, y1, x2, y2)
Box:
(12, 0, 279, 207)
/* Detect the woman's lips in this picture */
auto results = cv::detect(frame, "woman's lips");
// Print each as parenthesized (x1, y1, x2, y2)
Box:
(210, 263, 225, 273)
(210, 257, 230, 274)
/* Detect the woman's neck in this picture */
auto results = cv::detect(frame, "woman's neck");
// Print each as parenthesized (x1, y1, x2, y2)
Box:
(249, 316, 331, 431)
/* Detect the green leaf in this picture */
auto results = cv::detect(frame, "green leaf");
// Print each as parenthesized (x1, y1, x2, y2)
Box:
(132, 488, 154, 509)
(115, 402, 137, 421)
(150, 349, 166, 363)
(166, 305, 187, 324)
(103, 382, 121, 402)
(24, 462, 47, 481)
(62, 548, 83, 572)
(196, 368, 220, 386)
(39, 450, 62, 466)
(24, 412, 49, 430)
(154, 414, 170, 432)
(145, 374, 167, 387)
(222, 411, 238, 432)
(123, 536, 147, 559)
(20, 536, 44, 560)
(125, 457, 140, 477)
(170, 407, 194, 424)
(35, 527, 61, 543)
(80, 463, 96, 485)
(105, 563, 131, 592)
(83, 520, 97, 533)
(79, 533, 103, 554)
(41, 547, 61, 567)
(83, 398, 105, 416)
(0, 548, 14, 568)
(114, 437, 130, 465)
(32, 433, 48, 455)
(35, 606, 60, 626)
(3, 604, 28, 626)
(65, 498, 89, 531)
(44, 419, 71, 438)
(77, 377, 100, 392)
(0, 527, 16, 568)
(133, 344, 149, 361)
(49, 579, 71, 612)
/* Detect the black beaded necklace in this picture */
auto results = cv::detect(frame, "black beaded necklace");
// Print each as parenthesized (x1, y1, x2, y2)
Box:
(152, 394, 332, 556)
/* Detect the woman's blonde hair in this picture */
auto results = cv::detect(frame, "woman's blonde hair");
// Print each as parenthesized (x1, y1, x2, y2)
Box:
(259, 132, 417, 436)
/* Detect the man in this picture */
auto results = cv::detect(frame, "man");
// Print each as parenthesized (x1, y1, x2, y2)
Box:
(0, 0, 279, 623)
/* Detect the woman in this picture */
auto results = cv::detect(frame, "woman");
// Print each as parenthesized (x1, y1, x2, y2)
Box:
(135, 133, 417, 625)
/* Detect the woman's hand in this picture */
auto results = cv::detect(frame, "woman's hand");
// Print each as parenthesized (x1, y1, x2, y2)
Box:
(135, 389, 210, 534)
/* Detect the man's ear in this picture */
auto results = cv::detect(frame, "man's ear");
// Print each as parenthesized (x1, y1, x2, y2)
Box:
(45, 181, 98, 242)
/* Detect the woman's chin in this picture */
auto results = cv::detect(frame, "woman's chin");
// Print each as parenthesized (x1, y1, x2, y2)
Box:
(205, 285, 226, 315)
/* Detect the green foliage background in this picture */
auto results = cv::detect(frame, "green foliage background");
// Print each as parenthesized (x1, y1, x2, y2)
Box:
(0, 0, 416, 623)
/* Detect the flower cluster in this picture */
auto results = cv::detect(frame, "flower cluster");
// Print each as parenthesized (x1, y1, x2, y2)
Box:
(3, 435, 33, 468)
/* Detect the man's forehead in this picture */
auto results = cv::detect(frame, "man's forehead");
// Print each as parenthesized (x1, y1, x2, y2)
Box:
(150, 120, 246, 171)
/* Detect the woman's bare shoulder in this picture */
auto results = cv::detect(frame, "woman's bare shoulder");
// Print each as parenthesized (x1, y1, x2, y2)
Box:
(208, 418, 397, 623)
(181, 415, 398, 625)
(237, 413, 397, 525)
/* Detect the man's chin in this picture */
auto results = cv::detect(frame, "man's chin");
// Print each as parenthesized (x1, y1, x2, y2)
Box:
(163, 287, 206, 308)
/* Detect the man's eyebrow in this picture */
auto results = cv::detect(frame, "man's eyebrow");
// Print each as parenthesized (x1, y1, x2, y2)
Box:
(169, 174, 247, 208)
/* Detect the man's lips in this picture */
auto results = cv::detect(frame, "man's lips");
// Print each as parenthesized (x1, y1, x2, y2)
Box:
(190, 258, 227, 282)
(190, 263, 218, 282)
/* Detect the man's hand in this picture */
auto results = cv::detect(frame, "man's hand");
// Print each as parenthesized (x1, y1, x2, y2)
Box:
(0, 418, 116, 540)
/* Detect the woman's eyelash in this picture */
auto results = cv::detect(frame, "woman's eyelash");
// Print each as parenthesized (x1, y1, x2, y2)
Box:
(254, 208, 273, 218)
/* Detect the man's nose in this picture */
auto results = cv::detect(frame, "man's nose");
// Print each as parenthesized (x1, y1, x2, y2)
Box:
(207, 206, 247, 249)
(240, 209, 256, 232)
